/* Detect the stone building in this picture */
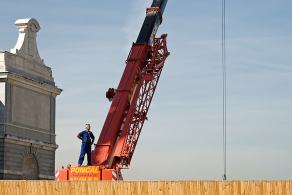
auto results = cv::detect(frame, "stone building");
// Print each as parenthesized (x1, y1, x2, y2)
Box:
(0, 18, 61, 179)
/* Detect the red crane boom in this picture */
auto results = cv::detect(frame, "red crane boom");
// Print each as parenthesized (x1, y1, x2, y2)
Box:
(56, 0, 169, 181)
(92, 35, 169, 171)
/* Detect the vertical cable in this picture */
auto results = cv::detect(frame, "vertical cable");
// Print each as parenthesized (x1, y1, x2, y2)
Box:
(222, 0, 227, 181)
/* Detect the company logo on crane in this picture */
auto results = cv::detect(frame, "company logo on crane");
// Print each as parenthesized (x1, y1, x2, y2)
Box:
(70, 167, 99, 174)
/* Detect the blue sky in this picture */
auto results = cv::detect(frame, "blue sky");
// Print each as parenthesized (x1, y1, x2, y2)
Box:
(0, 0, 292, 180)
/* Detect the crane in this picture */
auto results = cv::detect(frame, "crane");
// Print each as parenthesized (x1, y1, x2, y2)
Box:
(56, 0, 169, 181)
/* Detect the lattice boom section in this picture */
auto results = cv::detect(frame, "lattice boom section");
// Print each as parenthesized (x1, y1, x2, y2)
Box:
(120, 35, 169, 167)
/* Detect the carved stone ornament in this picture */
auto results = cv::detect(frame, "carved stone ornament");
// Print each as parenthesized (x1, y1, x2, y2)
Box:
(10, 18, 43, 63)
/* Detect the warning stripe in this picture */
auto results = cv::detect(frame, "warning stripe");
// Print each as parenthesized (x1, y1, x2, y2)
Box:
(55, 171, 60, 181)
(112, 171, 117, 181)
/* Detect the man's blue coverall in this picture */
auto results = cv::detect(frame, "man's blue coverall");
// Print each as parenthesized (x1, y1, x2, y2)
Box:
(78, 130, 95, 165)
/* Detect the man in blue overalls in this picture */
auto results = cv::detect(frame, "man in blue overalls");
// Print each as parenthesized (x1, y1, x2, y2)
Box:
(77, 124, 95, 166)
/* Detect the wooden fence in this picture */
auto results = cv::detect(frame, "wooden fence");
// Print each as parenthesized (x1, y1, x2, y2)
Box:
(0, 181, 291, 195)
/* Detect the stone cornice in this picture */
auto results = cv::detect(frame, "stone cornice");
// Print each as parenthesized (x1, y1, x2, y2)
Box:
(0, 169, 55, 180)
(0, 72, 62, 95)
(1, 123, 56, 136)
(1, 134, 58, 151)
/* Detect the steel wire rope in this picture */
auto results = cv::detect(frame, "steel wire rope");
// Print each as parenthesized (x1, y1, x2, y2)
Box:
(222, 0, 227, 181)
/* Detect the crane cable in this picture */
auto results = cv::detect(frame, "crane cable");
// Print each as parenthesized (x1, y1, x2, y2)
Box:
(222, 0, 227, 181)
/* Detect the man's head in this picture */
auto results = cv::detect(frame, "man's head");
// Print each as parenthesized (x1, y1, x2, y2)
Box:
(85, 124, 91, 131)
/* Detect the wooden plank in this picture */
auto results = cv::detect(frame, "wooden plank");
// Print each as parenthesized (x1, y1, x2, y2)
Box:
(0, 181, 291, 194)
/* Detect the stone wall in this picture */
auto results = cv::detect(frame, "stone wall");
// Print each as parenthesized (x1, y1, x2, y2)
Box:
(0, 18, 61, 180)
